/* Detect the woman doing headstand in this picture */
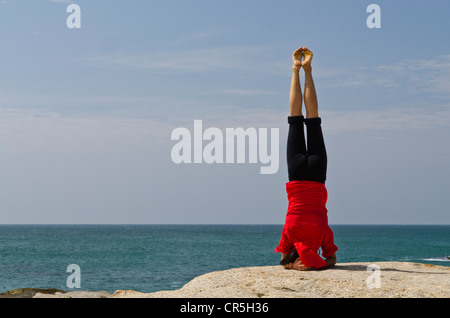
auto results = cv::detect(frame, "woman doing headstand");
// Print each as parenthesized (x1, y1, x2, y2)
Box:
(275, 47, 338, 271)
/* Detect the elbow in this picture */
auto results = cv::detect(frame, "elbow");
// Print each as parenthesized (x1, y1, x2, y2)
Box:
(325, 254, 337, 267)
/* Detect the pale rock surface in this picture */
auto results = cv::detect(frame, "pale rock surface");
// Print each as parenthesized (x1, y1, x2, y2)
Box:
(3, 262, 446, 298)
(112, 262, 450, 298)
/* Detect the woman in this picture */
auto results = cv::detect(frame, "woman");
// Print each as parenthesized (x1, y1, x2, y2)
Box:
(275, 47, 338, 271)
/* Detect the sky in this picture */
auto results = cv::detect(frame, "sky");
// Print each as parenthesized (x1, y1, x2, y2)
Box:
(0, 0, 449, 224)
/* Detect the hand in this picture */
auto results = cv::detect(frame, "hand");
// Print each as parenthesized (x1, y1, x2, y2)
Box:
(291, 258, 311, 271)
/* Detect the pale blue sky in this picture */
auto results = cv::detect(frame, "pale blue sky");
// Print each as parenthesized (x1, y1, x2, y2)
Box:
(0, 0, 449, 224)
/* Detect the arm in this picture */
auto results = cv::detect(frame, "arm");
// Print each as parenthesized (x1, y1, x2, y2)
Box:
(324, 253, 337, 268)
(281, 253, 291, 269)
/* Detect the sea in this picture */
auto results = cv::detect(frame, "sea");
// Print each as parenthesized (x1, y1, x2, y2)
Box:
(0, 224, 448, 294)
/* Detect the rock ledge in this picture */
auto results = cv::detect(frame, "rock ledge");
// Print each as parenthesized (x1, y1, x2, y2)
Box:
(112, 262, 449, 298)
(2, 262, 448, 298)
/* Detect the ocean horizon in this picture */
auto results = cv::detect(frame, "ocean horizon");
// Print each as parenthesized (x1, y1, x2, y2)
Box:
(0, 224, 448, 294)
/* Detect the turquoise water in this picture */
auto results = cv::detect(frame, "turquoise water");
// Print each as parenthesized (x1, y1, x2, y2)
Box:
(0, 225, 448, 293)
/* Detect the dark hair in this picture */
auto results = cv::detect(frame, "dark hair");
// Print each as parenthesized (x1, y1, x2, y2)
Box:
(280, 249, 299, 265)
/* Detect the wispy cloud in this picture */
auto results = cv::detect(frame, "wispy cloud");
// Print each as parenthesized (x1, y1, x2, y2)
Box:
(0, 101, 448, 161)
(380, 54, 450, 98)
(328, 54, 450, 99)
(164, 103, 450, 136)
(322, 106, 450, 134)
(0, 108, 172, 154)
(165, 29, 228, 46)
(80, 45, 285, 76)
(203, 88, 278, 96)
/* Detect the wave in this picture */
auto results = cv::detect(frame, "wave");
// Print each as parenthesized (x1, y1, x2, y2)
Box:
(421, 257, 450, 262)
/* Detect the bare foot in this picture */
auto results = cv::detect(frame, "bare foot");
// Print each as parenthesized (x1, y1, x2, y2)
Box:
(301, 47, 313, 72)
(292, 47, 303, 71)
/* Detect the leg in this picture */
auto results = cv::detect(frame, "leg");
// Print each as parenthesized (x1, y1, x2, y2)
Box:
(287, 48, 308, 181)
(302, 48, 318, 119)
(287, 116, 307, 181)
(302, 48, 327, 183)
(305, 118, 327, 183)
(289, 47, 303, 117)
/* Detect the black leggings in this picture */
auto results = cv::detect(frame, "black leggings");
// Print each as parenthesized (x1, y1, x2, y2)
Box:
(287, 116, 327, 183)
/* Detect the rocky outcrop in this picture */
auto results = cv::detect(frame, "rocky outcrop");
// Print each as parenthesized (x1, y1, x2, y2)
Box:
(2, 262, 449, 298)
(0, 288, 112, 298)
(0, 288, 67, 298)
(112, 262, 450, 298)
